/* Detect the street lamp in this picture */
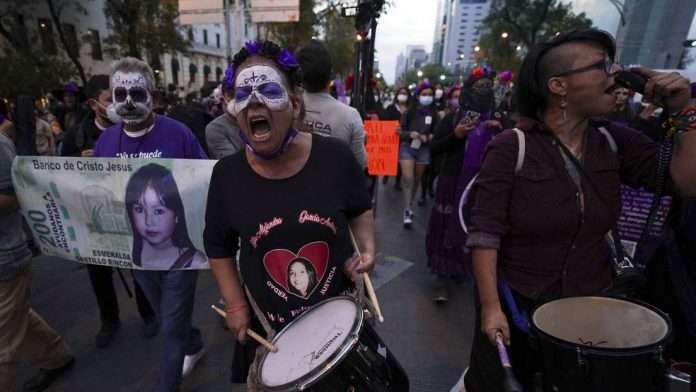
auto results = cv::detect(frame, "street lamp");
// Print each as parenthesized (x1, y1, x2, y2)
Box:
(516, 45, 522, 51)
(417, 70, 423, 77)
(376, 72, 382, 79)
(474, 46, 480, 52)
(440, 74, 446, 81)
(501, 32, 509, 39)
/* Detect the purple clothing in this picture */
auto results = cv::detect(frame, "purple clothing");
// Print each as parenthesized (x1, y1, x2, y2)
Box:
(93, 114, 208, 159)
(466, 116, 674, 300)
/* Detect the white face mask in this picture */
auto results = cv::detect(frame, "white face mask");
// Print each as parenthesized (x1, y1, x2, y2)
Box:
(233, 65, 289, 115)
(373, 95, 379, 103)
(397, 94, 408, 103)
(419, 96, 433, 106)
(94, 100, 122, 125)
(111, 71, 152, 125)
(434, 89, 444, 99)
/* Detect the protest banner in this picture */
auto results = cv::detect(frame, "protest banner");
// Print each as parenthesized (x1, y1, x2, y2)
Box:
(364, 120, 399, 176)
(617, 185, 672, 267)
(12, 157, 216, 270)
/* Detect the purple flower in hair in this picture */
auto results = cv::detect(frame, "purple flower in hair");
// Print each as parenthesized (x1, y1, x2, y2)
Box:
(245, 41, 261, 55)
(223, 64, 235, 90)
(277, 49, 299, 70)
(64, 82, 79, 93)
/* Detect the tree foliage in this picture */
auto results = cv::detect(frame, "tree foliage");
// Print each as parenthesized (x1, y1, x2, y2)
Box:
(0, 1, 82, 97)
(402, 63, 452, 87)
(318, 2, 356, 78)
(103, 0, 190, 65)
(477, 0, 592, 73)
(264, 0, 317, 52)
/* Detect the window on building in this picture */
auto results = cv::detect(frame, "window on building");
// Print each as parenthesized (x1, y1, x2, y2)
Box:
(216, 33, 220, 48)
(203, 64, 211, 82)
(37, 18, 57, 55)
(216, 66, 223, 81)
(171, 58, 180, 85)
(62, 24, 79, 57)
(475, 13, 481, 16)
(203, 29, 208, 45)
(88, 29, 103, 60)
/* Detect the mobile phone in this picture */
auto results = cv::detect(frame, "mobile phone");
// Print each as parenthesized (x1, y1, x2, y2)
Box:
(461, 110, 481, 126)
(615, 70, 647, 95)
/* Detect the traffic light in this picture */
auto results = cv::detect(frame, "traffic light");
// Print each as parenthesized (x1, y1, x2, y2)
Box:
(684, 40, 696, 47)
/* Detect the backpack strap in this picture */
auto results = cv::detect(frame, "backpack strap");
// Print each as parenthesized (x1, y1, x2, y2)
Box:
(598, 126, 618, 153)
(512, 128, 525, 173)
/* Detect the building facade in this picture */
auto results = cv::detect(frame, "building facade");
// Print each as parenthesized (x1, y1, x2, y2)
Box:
(615, 0, 696, 69)
(438, 0, 491, 74)
(0, 0, 257, 98)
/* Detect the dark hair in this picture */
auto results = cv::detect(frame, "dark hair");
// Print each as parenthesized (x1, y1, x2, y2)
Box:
(86, 74, 111, 101)
(232, 40, 303, 88)
(287, 258, 318, 297)
(517, 29, 616, 119)
(296, 41, 332, 93)
(125, 163, 194, 267)
(0, 98, 8, 118)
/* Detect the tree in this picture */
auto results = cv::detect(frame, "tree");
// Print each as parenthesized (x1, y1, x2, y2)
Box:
(265, 0, 317, 51)
(403, 63, 453, 86)
(103, 0, 190, 66)
(476, 0, 592, 72)
(0, 1, 81, 96)
(317, 2, 356, 78)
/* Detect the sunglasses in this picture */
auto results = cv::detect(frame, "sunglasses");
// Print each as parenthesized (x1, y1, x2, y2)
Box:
(554, 57, 615, 78)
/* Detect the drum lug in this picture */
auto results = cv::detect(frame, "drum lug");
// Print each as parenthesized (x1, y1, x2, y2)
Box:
(576, 348, 588, 376)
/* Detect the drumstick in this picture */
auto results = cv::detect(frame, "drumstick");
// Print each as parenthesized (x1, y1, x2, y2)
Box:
(495, 331, 523, 392)
(348, 229, 384, 323)
(211, 305, 278, 353)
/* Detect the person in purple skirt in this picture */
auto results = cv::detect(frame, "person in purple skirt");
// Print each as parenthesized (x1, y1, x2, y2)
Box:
(425, 67, 512, 302)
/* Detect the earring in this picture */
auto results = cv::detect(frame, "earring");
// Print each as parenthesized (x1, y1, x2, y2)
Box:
(560, 96, 568, 123)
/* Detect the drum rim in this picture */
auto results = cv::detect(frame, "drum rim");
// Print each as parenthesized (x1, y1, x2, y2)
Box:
(257, 295, 364, 391)
(529, 295, 673, 355)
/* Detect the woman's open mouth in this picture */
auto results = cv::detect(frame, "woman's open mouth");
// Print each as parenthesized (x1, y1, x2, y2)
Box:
(249, 116, 271, 142)
(145, 231, 159, 238)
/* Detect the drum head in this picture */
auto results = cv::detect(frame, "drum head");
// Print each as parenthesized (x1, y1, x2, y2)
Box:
(532, 296, 670, 350)
(259, 297, 360, 389)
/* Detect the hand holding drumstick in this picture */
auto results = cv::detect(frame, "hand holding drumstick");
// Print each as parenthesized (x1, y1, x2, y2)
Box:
(347, 229, 384, 323)
(211, 305, 278, 353)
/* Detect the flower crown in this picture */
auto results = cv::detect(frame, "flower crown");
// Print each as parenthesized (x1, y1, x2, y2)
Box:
(467, 66, 495, 82)
(223, 41, 300, 90)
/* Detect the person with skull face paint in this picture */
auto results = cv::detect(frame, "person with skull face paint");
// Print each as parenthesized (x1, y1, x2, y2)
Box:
(203, 41, 375, 387)
(93, 57, 208, 391)
(425, 67, 510, 303)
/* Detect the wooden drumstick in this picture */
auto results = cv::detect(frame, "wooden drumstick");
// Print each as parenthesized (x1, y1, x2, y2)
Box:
(211, 305, 278, 353)
(348, 229, 384, 323)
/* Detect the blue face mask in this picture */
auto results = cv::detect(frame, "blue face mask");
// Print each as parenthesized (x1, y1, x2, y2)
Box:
(419, 96, 433, 106)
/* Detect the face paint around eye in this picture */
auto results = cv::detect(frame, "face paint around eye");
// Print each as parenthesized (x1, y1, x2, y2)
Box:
(233, 65, 289, 114)
(111, 71, 153, 125)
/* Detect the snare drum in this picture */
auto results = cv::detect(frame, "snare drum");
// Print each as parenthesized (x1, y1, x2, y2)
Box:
(531, 296, 672, 392)
(257, 296, 409, 391)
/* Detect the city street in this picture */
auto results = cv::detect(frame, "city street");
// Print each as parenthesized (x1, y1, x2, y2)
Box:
(17, 179, 476, 392)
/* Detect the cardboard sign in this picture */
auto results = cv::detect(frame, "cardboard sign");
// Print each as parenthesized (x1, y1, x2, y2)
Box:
(364, 120, 399, 176)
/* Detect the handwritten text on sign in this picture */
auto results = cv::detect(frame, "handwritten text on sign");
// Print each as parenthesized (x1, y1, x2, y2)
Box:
(364, 120, 399, 176)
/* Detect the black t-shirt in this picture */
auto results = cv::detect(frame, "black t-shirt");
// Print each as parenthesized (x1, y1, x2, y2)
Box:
(204, 135, 372, 330)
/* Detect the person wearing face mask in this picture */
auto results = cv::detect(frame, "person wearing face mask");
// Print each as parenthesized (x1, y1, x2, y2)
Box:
(426, 71, 511, 303)
(61, 75, 121, 157)
(93, 58, 208, 391)
(383, 87, 411, 190)
(433, 82, 446, 112)
(398, 81, 440, 226)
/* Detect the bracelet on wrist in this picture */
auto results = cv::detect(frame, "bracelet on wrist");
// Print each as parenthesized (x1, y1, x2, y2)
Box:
(664, 105, 696, 136)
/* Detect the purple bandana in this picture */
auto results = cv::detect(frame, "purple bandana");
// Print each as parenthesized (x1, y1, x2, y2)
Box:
(238, 128, 299, 160)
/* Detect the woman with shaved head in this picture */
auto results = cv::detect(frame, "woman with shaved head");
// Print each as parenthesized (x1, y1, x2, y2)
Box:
(463, 28, 696, 390)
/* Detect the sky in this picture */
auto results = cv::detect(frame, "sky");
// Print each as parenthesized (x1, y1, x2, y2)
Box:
(375, 0, 696, 85)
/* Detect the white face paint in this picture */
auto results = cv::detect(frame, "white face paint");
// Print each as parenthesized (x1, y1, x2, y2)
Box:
(112, 71, 152, 125)
(232, 65, 289, 115)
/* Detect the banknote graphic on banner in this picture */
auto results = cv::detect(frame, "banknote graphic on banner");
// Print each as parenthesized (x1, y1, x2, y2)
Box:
(11, 157, 216, 270)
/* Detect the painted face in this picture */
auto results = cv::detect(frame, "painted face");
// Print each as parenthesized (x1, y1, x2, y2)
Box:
(289, 261, 310, 295)
(232, 65, 289, 115)
(132, 186, 176, 248)
(112, 71, 152, 125)
(613, 87, 629, 106)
